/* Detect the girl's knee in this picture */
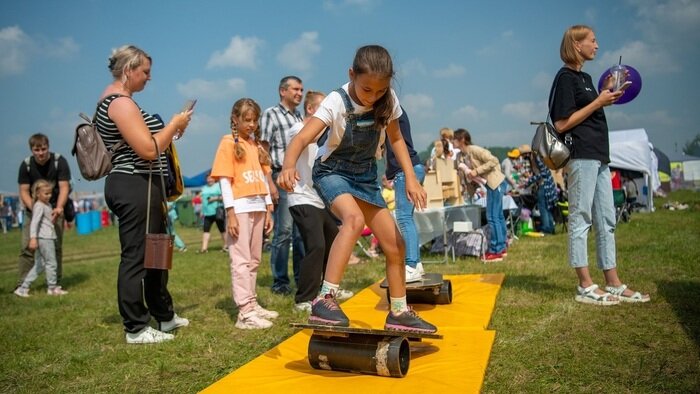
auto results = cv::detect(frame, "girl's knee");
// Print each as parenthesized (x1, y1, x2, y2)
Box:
(339, 213, 365, 237)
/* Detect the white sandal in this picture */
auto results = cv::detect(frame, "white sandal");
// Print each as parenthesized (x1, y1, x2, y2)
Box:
(575, 284, 620, 306)
(605, 284, 650, 303)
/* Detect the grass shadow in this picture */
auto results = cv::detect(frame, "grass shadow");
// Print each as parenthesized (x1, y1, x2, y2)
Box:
(61, 271, 90, 289)
(656, 279, 700, 348)
(215, 297, 240, 321)
(501, 274, 567, 294)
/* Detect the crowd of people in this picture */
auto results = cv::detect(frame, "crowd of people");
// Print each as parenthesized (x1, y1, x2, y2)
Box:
(11, 25, 650, 345)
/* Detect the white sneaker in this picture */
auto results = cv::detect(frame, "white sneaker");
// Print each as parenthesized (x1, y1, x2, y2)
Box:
(416, 262, 425, 276)
(335, 288, 354, 301)
(294, 301, 312, 312)
(235, 311, 273, 329)
(405, 265, 423, 283)
(126, 326, 174, 344)
(14, 287, 30, 298)
(158, 313, 190, 332)
(254, 303, 279, 320)
(47, 286, 68, 296)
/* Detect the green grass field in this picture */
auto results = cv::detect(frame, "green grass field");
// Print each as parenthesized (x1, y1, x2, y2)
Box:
(1, 191, 699, 393)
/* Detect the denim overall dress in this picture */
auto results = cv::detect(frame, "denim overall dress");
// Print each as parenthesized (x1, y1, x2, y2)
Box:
(312, 88, 386, 209)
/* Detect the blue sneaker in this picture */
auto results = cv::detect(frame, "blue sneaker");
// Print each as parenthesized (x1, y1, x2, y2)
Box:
(385, 307, 437, 333)
(309, 291, 350, 327)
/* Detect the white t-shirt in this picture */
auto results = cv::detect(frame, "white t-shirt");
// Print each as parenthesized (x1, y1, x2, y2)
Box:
(286, 121, 325, 209)
(313, 83, 402, 162)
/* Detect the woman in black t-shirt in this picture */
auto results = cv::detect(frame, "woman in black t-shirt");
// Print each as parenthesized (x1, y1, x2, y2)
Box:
(551, 25, 649, 305)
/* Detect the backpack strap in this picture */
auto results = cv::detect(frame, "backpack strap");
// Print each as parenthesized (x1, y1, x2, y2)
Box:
(23, 153, 59, 172)
(93, 94, 127, 152)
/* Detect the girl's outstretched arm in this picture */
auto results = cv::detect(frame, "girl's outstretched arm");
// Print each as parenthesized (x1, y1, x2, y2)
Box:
(277, 117, 326, 191)
(386, 119, 427, 210)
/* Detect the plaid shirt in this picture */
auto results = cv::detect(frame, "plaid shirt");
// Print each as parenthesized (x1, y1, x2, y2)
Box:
(261, 103, 302, 170)
(527, 156, 559, 210)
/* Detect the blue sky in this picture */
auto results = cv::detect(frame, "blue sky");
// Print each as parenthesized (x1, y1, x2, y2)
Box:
(1, 0, 698, 193)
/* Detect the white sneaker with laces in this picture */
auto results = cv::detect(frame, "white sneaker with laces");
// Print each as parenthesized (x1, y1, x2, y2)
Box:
(126, 326, 174, 344)
(47, 286, 68, 296)
(235, 311, 273, 329)
(405, 265, 423, 283)
(335, 288, 354, 301)
(14, 287, 30, 298)
(158, 313, 190, 332)
(254, 304, 279, 319)
(294, 301, 312, 312)
(416, 262, 425, 276)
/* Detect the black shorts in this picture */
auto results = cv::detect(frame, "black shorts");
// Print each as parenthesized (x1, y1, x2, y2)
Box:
(202, 214, 225, 233)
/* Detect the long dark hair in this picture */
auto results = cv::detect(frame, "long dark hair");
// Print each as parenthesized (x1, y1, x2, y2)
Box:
(352, 45, 395, 129)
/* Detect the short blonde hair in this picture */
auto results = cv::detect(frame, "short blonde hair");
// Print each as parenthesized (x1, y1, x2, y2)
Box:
(32, 179, 53, 202)
(439, 127, 454, 139)
(560, 25, 592, 67)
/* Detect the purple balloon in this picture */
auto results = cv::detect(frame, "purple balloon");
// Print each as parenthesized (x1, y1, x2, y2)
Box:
(598, 64, 642, 105)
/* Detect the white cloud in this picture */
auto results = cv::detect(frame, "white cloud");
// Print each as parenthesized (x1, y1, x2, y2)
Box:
(433, 63, 466, 78)
(400, 93, 434, 120)
(322, 0, 376, 12)
(477, 29, 517, 57)
(607, 108, 678, 130)
(0, 25, 78, 77)
(276, 32, 321, 73)
(397, 59, 427, 78)
(632, 0, 700, 43)
(623, 0, 700, 74)
(44, 37, 79, 59)
(502, 100, 547, 122)
(176, 78, 246, 101)
(596, 41, 678, 76)
(0, 26, 32, 76)
(453, 105, 487, 122)
(207, 36, 263, 69)
(531, 71, 552, 91)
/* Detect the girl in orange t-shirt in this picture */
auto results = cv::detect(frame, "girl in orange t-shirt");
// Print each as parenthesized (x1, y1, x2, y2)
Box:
(210, 98, 277, 330)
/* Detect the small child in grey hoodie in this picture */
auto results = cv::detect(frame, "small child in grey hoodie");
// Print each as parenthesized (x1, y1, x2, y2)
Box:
(14, 180, 68, 297)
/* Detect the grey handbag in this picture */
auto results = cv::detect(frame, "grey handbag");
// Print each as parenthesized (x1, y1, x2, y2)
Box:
(531, 71, 572, 170)
(531, 121, 571, 170)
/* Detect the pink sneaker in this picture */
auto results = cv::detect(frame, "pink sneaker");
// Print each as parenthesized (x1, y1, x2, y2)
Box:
(481, 252, 503, 263)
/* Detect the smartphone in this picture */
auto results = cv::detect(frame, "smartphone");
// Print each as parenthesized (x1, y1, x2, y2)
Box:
(181, 99, 197, 112)
(615, 81, 632, 92)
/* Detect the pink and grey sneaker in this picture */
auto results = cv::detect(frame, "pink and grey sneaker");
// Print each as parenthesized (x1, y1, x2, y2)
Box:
(309, 291, 350, 327)
(384, 307, 437, 333)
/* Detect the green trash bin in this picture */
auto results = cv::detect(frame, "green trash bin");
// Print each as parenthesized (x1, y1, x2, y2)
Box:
(175, 196, 196, 227)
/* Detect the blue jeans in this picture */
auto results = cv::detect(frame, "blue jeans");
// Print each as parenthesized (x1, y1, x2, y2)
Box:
(393, 164, 426, 268)
(486, 180, 507, 253)
(566, 160, 616, 270)
(537, 186, 555, 234)
(270, 171, 305, 290)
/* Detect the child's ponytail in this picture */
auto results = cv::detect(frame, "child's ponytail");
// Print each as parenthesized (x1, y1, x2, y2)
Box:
(231, 120, 246, 161)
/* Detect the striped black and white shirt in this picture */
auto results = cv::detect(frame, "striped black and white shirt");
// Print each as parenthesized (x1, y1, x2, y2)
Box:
(96, 94, 168, 176)
(261, 103, 302, 171)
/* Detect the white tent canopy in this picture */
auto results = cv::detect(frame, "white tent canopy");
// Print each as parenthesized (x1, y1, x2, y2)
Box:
(608, 128, 656, 211)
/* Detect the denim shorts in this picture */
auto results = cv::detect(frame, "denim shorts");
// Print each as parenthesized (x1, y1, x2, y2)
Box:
(312, 158, 386, 208)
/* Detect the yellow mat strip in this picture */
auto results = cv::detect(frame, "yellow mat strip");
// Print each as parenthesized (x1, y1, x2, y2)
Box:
(202, 273, 504, 393)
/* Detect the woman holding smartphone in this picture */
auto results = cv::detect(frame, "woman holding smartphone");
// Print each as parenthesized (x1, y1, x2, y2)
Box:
(97, 45, 194, 343)
(550, 25, 650, 306)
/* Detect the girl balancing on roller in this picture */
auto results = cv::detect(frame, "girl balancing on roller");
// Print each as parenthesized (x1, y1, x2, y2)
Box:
(277, 45, 437, 333)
